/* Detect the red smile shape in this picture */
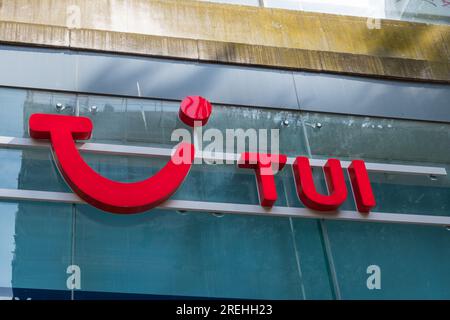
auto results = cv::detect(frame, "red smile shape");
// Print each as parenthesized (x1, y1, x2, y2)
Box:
(29, 96, 212, 214)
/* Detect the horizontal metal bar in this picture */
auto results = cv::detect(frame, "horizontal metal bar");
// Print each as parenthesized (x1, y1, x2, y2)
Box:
(0, 188, 449, 227)
(0, 136, 174, 158)
(0, 136, 446, 176)
(303, 159, 447, 176)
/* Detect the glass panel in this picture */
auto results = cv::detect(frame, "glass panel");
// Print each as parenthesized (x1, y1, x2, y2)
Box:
(0, 87, 27, 137)
(73, 205, 332, 299)
(0, 201, 73, 300)
(386, 0, 450, 25)
(324, 220, 450, 299)
(207, 106, 308, 157)
(0, 87, 76, 138)
(264, 0, 450, 25)
(125, 99, 179, 148)
(80, 94, 309, 157)
(291, 218, 335, 299)
(293, 73, 450, 124)
(199, 0, 260, 6)
(264, 0, 303, 10)
(265, 0, 384, 17)
(303, 112, 450, 216)
(302, 112, 450, 164)
(0, 148, 70, 193)
(78, 95, 127, 145)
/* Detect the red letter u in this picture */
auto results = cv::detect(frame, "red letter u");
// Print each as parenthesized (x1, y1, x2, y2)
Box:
(293, 157, 347, 211)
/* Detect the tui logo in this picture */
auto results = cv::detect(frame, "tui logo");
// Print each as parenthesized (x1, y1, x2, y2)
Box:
(29, 96, 375, 215)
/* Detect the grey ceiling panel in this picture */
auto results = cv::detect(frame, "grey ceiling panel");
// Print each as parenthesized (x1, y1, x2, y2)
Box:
(0, 45, 76, 92)
(294, 72, 450, 122)
(0, 45, 449, 122)
(0, 45, 299, 110)
(75, 52, 299, 110)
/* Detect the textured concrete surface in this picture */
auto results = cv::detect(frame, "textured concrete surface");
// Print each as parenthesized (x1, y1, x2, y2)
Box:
(0, 0, 448, 82)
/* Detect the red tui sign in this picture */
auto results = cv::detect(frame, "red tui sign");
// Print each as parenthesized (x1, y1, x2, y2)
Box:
(29, 96, 375, 215)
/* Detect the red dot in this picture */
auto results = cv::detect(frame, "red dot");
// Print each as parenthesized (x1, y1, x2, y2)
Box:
(179, 96, 212, 127)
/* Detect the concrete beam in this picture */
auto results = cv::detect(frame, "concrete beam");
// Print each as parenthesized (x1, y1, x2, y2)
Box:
(0, 0, 448, 82)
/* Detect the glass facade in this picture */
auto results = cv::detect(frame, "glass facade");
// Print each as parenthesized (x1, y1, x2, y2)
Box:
(0, 85, 449, 299)
(200, 0, 450, 25)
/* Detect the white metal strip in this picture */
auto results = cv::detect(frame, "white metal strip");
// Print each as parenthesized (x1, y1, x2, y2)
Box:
(0, 188, 449, 227)
(0, 136, 446, 176)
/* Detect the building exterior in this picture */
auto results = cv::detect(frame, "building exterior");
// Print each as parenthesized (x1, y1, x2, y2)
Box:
(0, 0, 449, 300)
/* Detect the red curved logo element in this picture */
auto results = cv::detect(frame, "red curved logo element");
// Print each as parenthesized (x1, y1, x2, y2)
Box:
(29, 96, 211, 214)
(179, 96, 212, 127)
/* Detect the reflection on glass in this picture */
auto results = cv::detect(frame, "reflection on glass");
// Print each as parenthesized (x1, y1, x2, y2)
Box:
(0, 87, 309, 156)
(0, 201, 73, 299)
(74, 205, 331, 299)
(199, 0, 260, 6)
(386, 0, 450, 25)
(0, 149, 70, 193)
(303, 112, 450, 216)
(0, 87, 76, 138)
(199, 0, 450, 25)
(325, 220, 450, 299)
(78, 95, 127, 145)
(79, 94, 309, 156)
(267, 0, 449, 25)
(302, 112, 450, 164)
